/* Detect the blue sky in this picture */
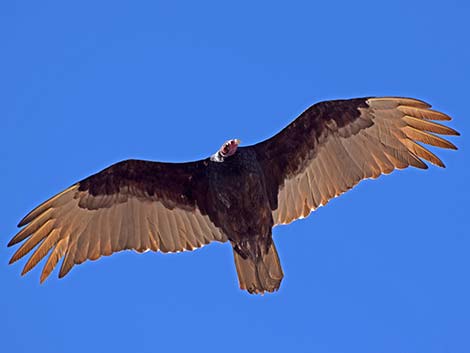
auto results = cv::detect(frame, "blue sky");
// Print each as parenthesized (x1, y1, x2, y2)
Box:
(1, 1, 469, 352)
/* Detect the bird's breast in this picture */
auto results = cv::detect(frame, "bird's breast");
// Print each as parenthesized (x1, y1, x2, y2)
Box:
(206, 149, 273, 241)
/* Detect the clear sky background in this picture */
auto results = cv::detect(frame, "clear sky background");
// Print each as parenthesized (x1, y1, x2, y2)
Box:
(1, 1, 469, 352)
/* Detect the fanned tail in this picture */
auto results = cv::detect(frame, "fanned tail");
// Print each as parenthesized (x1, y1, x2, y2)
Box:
(233, 241, 284, 294)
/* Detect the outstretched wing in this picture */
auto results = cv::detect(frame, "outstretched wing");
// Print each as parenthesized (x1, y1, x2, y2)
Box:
(8, 159, 227, 282)
(252, 97, 459, 225)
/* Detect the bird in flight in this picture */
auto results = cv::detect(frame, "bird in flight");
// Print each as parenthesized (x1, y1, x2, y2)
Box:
(8, 97, 459, 294)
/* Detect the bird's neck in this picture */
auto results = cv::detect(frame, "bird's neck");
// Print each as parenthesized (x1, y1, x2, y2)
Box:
(210, 151, 225, 163)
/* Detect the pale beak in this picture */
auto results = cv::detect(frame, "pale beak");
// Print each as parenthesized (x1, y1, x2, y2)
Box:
(234, 139, 241, 145)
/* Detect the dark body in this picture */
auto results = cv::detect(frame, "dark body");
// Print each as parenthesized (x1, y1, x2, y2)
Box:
(207, 148, 273, 260)
(8, 97, 458, 294)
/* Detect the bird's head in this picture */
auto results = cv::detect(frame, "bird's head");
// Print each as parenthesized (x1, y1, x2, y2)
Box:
(211, 139, 241, 162)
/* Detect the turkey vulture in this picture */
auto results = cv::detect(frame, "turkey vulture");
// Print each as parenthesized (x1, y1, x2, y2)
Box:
(8, 97, 459, 294)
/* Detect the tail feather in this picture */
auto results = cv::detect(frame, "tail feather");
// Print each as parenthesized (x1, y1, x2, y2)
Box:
(233, 242, 284, 294)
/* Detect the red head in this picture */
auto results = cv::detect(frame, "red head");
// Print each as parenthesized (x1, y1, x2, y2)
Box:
(219, 139, 241, 157)
(211, 139, 241, 162)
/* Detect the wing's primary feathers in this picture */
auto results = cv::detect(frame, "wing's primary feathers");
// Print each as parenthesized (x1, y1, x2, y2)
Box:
(8, 159, 227, 282)
(253, 97, 459, 225)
